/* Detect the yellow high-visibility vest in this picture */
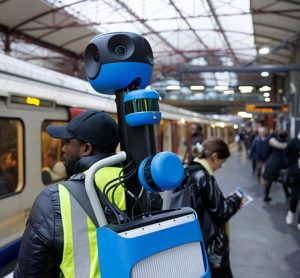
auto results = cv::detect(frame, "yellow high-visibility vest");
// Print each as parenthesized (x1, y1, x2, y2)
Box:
(59, 166, 126, 278)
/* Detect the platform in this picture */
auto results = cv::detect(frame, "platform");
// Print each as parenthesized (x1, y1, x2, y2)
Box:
(215, 149, 300, 278)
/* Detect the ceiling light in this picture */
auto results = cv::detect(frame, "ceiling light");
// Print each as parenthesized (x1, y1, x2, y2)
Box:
(215, 85, 229, 91)
(178, 118, 186, 124)
(233, 124, 238, 129)
(190, 85, 205, 90)
(237, 111, 253, 118)
(263, 92, 270, 97)
(238, 86, 253, 90)
(261, 71, 269, 77)
(166, 85, 181, 90)
(224, 90, 234, 95)
(240, 90, 252, 94)
(259, 86, 271, 92)
(259, 47, 270, 55)
(264, 97, 271, 102)
(239, 86, 253, 93)
(217, 122, 225, 128)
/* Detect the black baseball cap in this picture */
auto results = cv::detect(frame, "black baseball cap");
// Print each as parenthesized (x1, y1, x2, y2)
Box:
(46, 110, 119, 151)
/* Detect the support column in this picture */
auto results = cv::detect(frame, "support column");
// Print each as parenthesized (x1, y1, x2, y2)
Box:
(4, 33, 11, 54)
(288, 39, 300, 137)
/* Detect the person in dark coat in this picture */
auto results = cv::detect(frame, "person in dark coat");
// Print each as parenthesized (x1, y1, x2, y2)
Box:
(189, 138, 243, 278)
(284, 131, 300, 230)
(250, 126, 270, 182)
(263, 131, 289, 202)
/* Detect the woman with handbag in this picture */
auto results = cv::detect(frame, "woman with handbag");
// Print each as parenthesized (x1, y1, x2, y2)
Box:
(189, 138, 243, 278)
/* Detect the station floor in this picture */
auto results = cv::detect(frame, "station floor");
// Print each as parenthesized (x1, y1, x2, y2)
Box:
(216, 148, 300, 278)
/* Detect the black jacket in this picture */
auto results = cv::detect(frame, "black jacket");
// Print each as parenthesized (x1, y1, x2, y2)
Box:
(190, 162, 241, 269)
(284, 137, 300, 168)
(263, 137, 288, 182)
(14, 153, 114, 278)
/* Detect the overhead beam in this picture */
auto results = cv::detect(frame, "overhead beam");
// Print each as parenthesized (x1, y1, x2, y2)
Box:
(206, 0, 238, 63)
(0, 24, 79, 59)
(11, 0, 87, 30)
(178, 64, 300, 73)
(168, 0, 208, 49)
(245, 31, 300, 66)
(115, 0, 190, 62)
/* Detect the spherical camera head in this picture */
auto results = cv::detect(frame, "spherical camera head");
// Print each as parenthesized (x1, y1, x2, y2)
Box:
(84, 32, 154, 94)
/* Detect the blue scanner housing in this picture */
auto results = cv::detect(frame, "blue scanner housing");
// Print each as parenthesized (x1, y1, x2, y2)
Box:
(84, 32, 154, 94)
(88, 62, 153, 95)
(124, 89, 161, 126)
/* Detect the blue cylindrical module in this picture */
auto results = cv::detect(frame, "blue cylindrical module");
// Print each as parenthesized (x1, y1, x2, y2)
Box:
(124, 89, 161, 126)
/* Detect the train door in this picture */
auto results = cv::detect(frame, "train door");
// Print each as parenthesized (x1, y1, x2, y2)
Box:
(177, 120, 187, 159)
(153, 124, 162, 152)
(161, 119, 172, 152)
(0, 118, 24, 200)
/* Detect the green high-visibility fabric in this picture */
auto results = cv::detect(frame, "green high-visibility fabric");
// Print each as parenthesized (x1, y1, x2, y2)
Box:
(59, 166, 126, 277)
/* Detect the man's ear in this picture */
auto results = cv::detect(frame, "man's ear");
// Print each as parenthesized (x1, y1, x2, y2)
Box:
(80, 143, 93, 156)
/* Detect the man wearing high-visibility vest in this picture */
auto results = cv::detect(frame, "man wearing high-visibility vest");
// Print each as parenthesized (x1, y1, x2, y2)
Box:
(14, 110, 125, 278)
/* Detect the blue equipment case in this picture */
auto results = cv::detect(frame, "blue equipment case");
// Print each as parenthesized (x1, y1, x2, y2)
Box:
(98, 208, 210, 278)
(85, 153, 211, 278)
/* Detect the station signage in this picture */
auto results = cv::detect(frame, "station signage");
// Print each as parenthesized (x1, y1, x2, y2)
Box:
(245, 104, 288, 114)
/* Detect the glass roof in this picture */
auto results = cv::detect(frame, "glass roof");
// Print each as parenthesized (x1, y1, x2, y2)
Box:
(46, 0, 256, 68)
(42, 0, 258, 104)
(3, 0, 292, 112)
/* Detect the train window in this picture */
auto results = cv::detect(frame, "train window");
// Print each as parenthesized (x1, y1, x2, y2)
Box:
(41, 120, 68, 185)
(171, 120, 179, 154)
(161, 119, 172, 152)
(153, 124, 162, 152)
(0, 118, 24, 198)
(177, 122, 186, 159)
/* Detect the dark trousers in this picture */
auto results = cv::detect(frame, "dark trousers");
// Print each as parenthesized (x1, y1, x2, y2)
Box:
(289, 183, 300, 223)
(210, 266, 233, 278)
(264, 180, 272, 198)
(265, 180, 291, 200)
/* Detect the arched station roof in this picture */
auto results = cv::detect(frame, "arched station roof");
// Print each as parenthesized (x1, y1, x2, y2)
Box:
(0, 0, 299, 113)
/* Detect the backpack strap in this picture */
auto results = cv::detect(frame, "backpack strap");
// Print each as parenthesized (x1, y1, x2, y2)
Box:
(186, 162, 209, 211)
(61, 179, 99, 227)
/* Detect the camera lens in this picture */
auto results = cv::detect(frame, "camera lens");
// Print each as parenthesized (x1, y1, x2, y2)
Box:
(114, 45, 127, 56)
(93, 49, 100, 63)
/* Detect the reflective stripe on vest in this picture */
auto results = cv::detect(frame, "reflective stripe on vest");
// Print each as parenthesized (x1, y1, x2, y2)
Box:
(59, 166, 126, 278)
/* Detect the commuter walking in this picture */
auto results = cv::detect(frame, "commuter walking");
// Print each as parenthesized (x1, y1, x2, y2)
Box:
(183, 122, 204, 165)
(263, 131, 288, 202)
(14, 110, 125, 277)
(188, 138, 243, 278)
(243, 125, 254, 155)
(284, 131, 300, 230)
(249, 126, 270, 182)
